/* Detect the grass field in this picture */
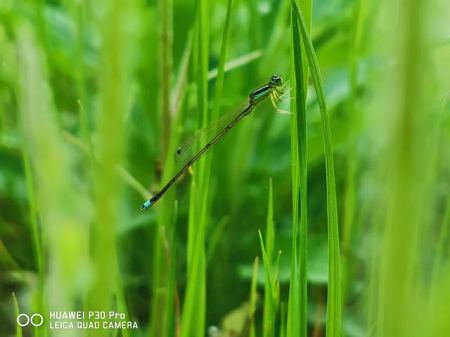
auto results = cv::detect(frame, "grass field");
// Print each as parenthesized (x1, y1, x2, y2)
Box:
(1, 0, 450, 336)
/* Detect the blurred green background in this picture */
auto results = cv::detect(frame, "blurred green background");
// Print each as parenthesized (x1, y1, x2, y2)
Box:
(1, 0, 450, 336)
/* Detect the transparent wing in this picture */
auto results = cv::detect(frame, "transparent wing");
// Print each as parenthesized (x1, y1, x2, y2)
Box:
(174, 99, 250, 166)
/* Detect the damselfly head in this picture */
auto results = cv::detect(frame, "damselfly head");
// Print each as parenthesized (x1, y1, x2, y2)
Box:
(270, 75, 282, 87)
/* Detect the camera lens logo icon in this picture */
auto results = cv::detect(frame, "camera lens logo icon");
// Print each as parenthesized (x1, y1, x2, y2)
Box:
(17, 314, 44, 327)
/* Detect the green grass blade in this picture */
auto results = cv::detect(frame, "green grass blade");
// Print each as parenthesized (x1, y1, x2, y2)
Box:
(291, 1, 341, 335)
(259, 230, 275, 337)
(293, 7, 309, 337)
(429, 95, 450, 306)
(164, 201, 179, 337)
(183, 0, 234, 335)
(375, 0, 429, 335)
(342, 0, 363, 309)
(115, 271, 130, 337)
(264, 178, 275, 336)
(211, 0, 233, 123)
(249, 256, 259, 337)
(16, 20, 89, 335)
(266, 177, 275, 266)
(12, 293, 22, 337)
(160, 0, 173, 162)
(171, 33, 193, 114)
(180, 222, 207, 337)
(182, 0, 211, 334)
(195, 0, 233, 227)
(21, 139, 46, 337)
(151, 33, 192, 337)
(262, 0, 290, 72)
(288, 0, 310, 336)
(63, 130, 152, 203)
(207, 50, 262, 80)
(273, 250, 282, 312)
(429, 197, 450, 326)
(85, 4, 140, 337)
(77, 100, 96, 171)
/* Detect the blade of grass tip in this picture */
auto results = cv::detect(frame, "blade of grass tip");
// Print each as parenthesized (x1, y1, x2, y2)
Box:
(13, 293, 22, 337)
(259, 230, 275, 337)
(291, 1, 341, 336)
(249, 256, 259, 337)
(116, 166, 151, 200)
(207, 50, 262, 81)
(62, 130, 151, 200)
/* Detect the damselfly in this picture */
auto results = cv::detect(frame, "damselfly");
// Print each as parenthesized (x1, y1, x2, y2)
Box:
(141, 75, 288, 210)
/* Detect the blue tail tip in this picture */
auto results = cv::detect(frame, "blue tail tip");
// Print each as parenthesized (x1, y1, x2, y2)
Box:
(141, 200, 152, 211)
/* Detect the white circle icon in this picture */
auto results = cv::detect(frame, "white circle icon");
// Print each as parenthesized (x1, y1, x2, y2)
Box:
(31, 314, 44, 326)
(16, 314, 29, 327)
(16, 314, 44, 327)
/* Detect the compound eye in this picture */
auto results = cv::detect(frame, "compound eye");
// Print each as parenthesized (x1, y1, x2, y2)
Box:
(270, 75, 281, 85)
(270, 75, 281, 86)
